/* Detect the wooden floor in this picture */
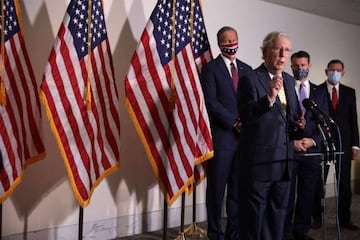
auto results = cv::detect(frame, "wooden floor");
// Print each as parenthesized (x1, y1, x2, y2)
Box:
(116, 194, 360, 240)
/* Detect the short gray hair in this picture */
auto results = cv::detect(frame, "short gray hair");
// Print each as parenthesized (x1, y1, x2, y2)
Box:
(261, 31, 289, 50)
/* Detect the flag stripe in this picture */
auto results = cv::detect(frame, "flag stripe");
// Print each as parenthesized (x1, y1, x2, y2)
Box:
(125, 60, 174, 195)
(0, 0, 45, 203)
(12, 35, 43, 155)
(125, 0, 213, 204)
(40, 0, 120, 207)
(137, 33, 187, 190)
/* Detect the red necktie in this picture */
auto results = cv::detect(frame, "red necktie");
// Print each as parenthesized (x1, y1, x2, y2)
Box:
(230, 62, 238, 91)
(332, 86, 338, 111)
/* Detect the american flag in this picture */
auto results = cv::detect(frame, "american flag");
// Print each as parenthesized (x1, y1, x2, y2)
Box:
(125, 0, 213, 205)
(0, 0, 45, 203)
(40, 0, 120, 207)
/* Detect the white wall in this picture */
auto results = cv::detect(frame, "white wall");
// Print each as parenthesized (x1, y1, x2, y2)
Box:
(3, 0, 360, 239)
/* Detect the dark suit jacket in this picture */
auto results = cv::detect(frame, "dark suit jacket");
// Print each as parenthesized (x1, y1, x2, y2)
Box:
(318, 82, 359, 155)
(299, 82, 330, 155)
(238, 63, 300, 181)
(201, 54, 252, 150)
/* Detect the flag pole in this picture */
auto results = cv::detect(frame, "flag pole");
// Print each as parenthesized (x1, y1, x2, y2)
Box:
(0, 0, 7, 106)
(175, 193, 186, 240)
(163, 197, 168, 240)
(184, 182, 207, 238)
(78, 206, 83, 240)
(0, 203, 2, 238)
(185, 0, 207, 237)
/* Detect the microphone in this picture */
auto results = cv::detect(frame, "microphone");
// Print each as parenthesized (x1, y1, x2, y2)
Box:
(302, 98, 337, 155)
(302, 98, 335, 125)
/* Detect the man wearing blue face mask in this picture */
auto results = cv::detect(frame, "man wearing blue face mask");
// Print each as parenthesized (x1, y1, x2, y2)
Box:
(200, 26, 252, 240)
(312, 59, 360, 231)
(283, 51, 329, 240)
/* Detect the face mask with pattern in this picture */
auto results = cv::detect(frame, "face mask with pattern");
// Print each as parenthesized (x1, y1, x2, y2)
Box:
(220, 42, 238, 56)
(293, 69, 309, 80)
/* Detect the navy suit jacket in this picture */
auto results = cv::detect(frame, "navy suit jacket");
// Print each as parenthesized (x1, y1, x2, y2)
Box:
(201, 54, 252, 151)
(298, 82, 330, 155)
(238, 63, 300, 181)
(318, 82, 359, 155)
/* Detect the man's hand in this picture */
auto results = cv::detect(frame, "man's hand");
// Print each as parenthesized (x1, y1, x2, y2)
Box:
(268, 75, 283, 102)
(234, 120, 242, 133)
(296, 111, 306, 129)
(352, 148, 359, 160)
(294, 139, 306, 152)
(294, 138, 314, 152)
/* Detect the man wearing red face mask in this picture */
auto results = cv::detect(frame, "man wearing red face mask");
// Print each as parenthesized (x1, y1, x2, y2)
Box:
(200, 26, 252, 240)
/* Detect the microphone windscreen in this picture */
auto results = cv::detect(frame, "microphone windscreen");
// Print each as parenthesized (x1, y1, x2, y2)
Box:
(302, 98, 316, 109)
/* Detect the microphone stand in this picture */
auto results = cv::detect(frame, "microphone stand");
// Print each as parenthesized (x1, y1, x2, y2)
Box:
(317, 122, 332, 240)
(302, 98, 343, 239)
(306, 120, 340, 240)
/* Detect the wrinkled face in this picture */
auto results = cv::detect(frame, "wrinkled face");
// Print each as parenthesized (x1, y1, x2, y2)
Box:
(263, 36, 291, 73)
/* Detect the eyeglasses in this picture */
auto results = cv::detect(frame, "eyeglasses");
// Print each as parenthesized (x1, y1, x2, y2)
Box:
(270, 46, 292, 54)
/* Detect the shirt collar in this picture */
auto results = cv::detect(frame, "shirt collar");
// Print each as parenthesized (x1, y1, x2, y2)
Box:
(295, 79, 310, 88)
(326, 80, 339, 92)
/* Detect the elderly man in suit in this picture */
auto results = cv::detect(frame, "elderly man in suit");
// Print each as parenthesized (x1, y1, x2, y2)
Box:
(200, 26, 252, 240)
(237, 31, 304, 240)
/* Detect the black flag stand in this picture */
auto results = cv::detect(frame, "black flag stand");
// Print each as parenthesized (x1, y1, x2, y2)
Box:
(175, 193, 186, 240)
(163, 198, 168, 240)
(184, 183, 207, 238)
(1, 203, 2, 239)
(78, 206, 83, 240)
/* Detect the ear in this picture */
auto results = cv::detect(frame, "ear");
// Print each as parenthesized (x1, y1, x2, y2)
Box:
(261, 47, 267, 60)
(341, 71, 345, 77)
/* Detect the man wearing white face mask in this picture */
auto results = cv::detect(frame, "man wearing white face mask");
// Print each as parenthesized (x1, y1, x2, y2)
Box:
(312, 59, 360, 231)
(201, 26, 252, 240)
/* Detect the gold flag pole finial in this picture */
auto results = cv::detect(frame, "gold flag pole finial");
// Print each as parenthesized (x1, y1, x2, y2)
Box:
(85, 0, 92, 110)
(0, 0, 7, 106)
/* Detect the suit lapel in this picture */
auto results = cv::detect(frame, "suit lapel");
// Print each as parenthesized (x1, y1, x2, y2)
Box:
(217, 56, 237, 94)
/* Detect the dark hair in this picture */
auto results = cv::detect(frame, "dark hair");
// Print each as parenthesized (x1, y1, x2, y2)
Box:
(291, 50, 310, 63)
(217, 26, 237, 43)
(327, 59, 344, 70)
